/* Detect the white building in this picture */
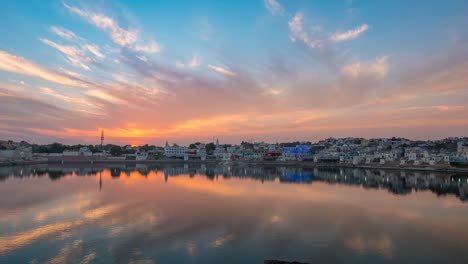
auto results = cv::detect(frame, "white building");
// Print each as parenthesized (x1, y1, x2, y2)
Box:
(213, 139, 226, 159)
(62, 147, 92, 157)
(0, 147, 32, 161)
(164, 142, 186, 158)
(197, 147, 207, 157)
(457, 140, 468, 157)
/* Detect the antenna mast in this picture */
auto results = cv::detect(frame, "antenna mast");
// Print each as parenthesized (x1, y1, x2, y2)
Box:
(100, 129, 104, 150)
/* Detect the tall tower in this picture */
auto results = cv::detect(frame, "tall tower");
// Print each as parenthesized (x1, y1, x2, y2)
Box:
(100, 129, 104, 150)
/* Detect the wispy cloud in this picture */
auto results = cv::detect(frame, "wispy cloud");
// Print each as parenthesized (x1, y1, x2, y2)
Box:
(264, 0, 284, 15)
(50, 26, 77, 40)
(63, 3, 138, 47)
(189, 54, 201, 68)
(49, 26, 106, 61)
(288, 13, 324, 49)
(40, 38, 92, 70)
(134, 40, 160, 54)
(341, 56, 389, 79)
(40, 87, 75, 102)
(85, 89, 124, 105)
(176, 54, 201, 69)
(63, 2, 159, 54)
(331, 24, 369, 42)
(136, 55, 148, 62)
(289, 13, 369, 49)
(266, 88, 283, 95)
(39, 87, 99, 110)
(0, 50, 88, 88)
(207, 64, 236, 77)
(83, 44, 105, 59)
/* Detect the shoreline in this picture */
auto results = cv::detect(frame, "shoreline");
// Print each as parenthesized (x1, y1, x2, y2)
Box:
(1, 159, 468, 174)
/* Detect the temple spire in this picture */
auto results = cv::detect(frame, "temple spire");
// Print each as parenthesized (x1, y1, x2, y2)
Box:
(100, 129, 104, 150)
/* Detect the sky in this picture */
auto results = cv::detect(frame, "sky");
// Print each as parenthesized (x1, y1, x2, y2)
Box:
(0, 0, 467, 146)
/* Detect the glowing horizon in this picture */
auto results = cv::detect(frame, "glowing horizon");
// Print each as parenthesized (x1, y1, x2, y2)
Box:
(1, 1, 467, 145)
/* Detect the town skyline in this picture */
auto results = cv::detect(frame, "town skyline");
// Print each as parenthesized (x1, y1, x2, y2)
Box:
(1, 1, 468, 145)
(2, 135, 467, 147)
(3, 135, 467, 170)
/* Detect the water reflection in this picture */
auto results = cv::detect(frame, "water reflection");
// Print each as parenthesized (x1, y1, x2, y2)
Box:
(1, 164, 468, 201)
(0, 164, 467, 263)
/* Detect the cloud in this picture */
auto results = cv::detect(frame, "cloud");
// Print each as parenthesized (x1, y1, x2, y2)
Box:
(331, 24, 369, 42)
(189, 54, 201, 68)
(2, 2, 467, 144)
(264, 0, 284, 15)
(50, 26, 77, 40)
(120, 48, 186, 82)
(267, 88, 283, 95)
(40, 38, 92, 70)
(0, 85, 92, 139)
(85, 89, 124, 105)
(341, 56, 389, 79)
(393, 50, 468, 97)
(136, 55, 148, 62)
(63, 3, 159, 54)
(40, 87, 75, 102)
(39, 87, 100, 111)
(288, 13, 324, 49)
(83, 44, 105, 59)
(207, 64, 237, 77)
(48, 26, 106, 62)
(134, 40, 160, 54)
(63, 3, 138, 47)
(0, 50, 89, 88)
(57, 68, 84, 79)
(289, 13, 369, 49)
(176, 54, 201, 69)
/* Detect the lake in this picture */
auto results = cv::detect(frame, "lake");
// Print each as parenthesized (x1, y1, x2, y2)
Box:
(1, 164, 467, 264)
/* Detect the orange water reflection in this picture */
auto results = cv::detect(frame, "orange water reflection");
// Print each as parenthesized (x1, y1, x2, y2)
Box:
(0, 165, 468, 263)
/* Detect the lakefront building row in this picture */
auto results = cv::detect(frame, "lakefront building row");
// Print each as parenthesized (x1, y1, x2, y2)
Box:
(1, 137, 468, 168)
(156, 138, 468, 167)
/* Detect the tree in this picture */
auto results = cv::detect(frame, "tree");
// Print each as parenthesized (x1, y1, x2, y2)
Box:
(189, 143, 197, 149)
(87, 145, 99, 153)
(205, 142, 216, 154)
(109, 145, 123, 156)
(139, 144, 155, 151)
(49, 143, 65, 153)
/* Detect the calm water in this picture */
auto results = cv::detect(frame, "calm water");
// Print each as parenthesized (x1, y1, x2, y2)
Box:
(1, 164, 468, 264)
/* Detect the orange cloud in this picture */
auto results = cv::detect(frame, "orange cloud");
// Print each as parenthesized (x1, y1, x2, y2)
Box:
(0, 51, 89, 88)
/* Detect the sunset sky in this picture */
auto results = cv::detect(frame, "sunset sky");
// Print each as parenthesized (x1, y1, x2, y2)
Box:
(1, 0, 467, 145)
